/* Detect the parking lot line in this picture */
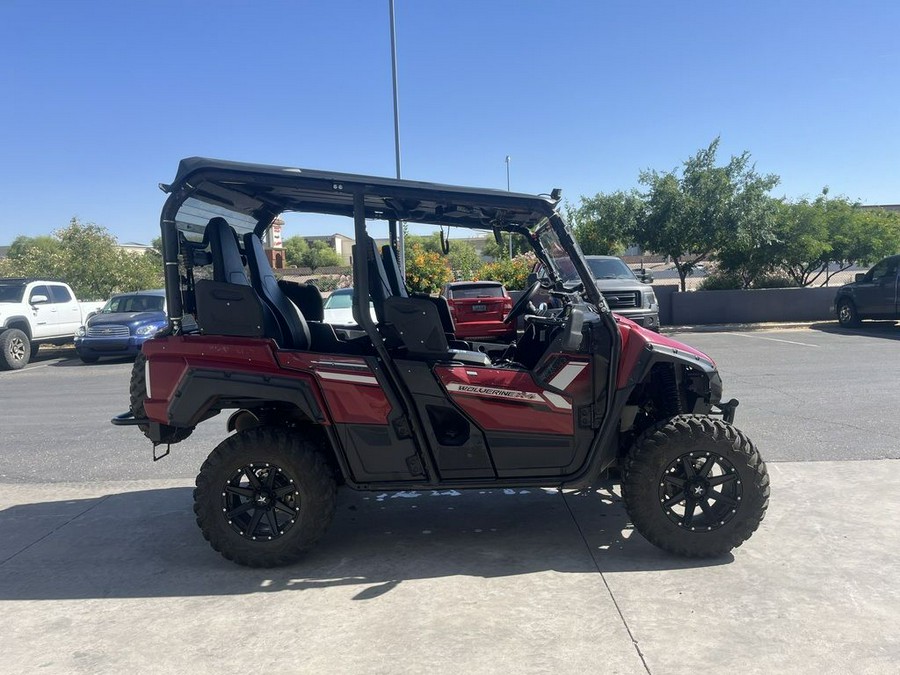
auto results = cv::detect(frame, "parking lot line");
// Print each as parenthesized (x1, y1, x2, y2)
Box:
(722, 332, 820, 347)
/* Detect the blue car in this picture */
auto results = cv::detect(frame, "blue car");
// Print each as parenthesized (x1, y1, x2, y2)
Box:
(74, 289, 170, 363)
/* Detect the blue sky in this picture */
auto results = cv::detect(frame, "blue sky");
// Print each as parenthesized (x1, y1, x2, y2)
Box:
(2, 0, 898, 245)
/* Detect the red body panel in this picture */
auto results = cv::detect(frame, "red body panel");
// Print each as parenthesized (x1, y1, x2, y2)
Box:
(435, 359, 590, 436)
(615, 317, 714, 389)
(142, 336, 393, 426)
(278, 352, 392, 425)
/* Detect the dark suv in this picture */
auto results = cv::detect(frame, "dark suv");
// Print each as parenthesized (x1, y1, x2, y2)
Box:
(834, 254, 900, 327)
(114, 157, 768, 567)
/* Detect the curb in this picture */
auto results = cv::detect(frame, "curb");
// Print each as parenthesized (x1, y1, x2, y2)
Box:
(660, 321, 818, 334)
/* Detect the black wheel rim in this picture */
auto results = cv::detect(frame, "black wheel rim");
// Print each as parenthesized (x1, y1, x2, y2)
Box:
(222, 463, 300, 541)
(658, 451, 743, 531)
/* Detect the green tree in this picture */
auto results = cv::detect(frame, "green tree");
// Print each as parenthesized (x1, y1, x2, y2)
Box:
(713, 195, 781, 289)
(7, 235, 62, 259)
(303, 240, 342, 269)
(447, 240, 481, 280)
(823, 199, 900, 282)
(475, 253, 536, 290)
(634, 138, 780, 291)
(566, 190, 643, 255)
(0, 218, 164, 299)
(482, 232, 530, 260)
(282, 236, 310, 267)
(770, 196, 831, 287)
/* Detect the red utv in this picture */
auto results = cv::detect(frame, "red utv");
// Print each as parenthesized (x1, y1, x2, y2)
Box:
(115, 157, 769, 567)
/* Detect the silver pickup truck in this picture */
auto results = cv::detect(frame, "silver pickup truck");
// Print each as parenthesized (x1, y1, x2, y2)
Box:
(530, 255, 660, 330)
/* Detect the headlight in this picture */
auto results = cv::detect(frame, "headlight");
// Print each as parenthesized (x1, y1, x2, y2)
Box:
(135, 322, 165, 337)
(75, 326, 86, 337)
(643, 289, 658, 307)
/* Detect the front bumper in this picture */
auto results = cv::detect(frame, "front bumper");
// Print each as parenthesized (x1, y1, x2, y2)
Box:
(74, 335, 150, 358)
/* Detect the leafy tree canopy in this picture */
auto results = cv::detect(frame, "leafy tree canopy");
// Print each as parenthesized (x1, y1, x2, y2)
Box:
(567, 190, 643, 255)
(634, 138, 780, 291)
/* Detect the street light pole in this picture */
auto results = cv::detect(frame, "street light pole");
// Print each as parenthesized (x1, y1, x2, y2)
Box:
(389, 0, 405, 273)
(505, 155, 512, 258)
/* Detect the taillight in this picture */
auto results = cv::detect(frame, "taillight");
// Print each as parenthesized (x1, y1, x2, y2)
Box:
(503, 298, 513, 313)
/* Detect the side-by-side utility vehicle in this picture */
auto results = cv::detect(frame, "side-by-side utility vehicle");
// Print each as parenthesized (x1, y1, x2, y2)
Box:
(114, 157, 769, 567)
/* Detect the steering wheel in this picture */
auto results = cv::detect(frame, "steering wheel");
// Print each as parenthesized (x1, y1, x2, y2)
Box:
(504, 280, 542, 324)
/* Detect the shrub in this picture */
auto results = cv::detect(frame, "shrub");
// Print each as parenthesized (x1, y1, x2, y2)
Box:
(474, 253, 535, 290)
(405, 243, 453, 295)
(697, 271, 743, 291)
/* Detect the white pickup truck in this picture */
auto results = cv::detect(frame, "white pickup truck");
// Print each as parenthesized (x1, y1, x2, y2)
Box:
(0, 278, 105, 370)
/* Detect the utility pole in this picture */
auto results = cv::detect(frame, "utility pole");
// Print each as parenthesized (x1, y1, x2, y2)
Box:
(389, 0, 404, 273)
(505, 155, 512, 258)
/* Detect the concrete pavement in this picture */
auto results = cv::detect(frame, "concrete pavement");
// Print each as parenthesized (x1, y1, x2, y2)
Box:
(1, 460, 898, 674)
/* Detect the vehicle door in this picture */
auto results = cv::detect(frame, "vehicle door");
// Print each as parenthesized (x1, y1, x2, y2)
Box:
(48, 284, 82, 335)
(27, 285, 56, 338)
(856, 257, 899, 317)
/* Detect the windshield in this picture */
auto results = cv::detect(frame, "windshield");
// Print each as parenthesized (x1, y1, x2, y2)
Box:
(448, 284, 504, 299)
(537, 223, 580, 284)
(324, 291, 353, 310)
(101, 295, 165, 313)
(175, 197, 259, 243)
(0, 284, 26, 303)
(587, 258, 637, 280)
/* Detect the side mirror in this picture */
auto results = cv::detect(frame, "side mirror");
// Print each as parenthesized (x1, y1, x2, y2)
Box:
(639, 270, 654, 283)
(855, 273, 866, 283)
(30, 294, 49, 305)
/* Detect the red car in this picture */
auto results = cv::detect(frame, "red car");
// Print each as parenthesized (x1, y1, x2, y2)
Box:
(441, 281, 516, 342)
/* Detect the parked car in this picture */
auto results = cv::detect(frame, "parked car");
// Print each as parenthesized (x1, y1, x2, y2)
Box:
(74, 289, 176, 363)
(322, 288, 376, 325)
(441, 280, 516, 342)
(0, 278, 105, 370)
(530, 255, 659, 331)
(834, 254, 900, 327)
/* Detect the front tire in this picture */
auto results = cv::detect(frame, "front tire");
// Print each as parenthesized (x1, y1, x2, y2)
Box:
(193, 427, 337, 567)
(837, 298, 860, 327)
(0, 329, 31, 370)
(623, 415, 769, 558)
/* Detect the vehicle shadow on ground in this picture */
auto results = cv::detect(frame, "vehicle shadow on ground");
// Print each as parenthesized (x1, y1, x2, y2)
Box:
(0, 486, 730, 601)
(810, 321, 900, 341)
(50, 355, 135, 368)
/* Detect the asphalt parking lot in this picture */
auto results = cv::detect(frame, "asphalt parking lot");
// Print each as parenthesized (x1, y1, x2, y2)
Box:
(1, 324, 898, 673)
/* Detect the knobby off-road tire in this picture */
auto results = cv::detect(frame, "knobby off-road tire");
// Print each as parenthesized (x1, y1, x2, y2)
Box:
(623, 415, 769, 558)
(836, 298, 860, 327)
(193, 427, 337, 567)
(0, 328, 31, 370)
(129, 351, 193, 444)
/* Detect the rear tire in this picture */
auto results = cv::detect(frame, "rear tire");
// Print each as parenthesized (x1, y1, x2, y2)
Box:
(129, 351, 193, 444)
(837, 299, 860, 327)
(0, 329, 31, 370)
(80, 355, 99, 364)
(193, 427, 337, 567)
(623, 415, 769, 558)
